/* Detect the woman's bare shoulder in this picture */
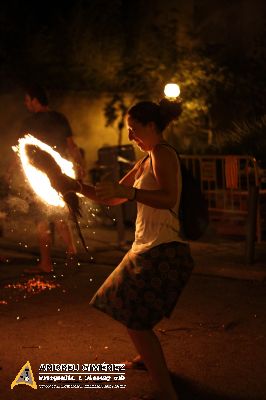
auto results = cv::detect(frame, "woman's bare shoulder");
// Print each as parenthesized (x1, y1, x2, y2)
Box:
(152, 143, 178, 162)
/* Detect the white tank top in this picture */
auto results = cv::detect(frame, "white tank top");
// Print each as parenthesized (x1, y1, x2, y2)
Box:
(131, 147, 185, 254)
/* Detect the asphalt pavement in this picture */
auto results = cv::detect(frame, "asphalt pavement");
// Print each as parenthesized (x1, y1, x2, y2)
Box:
(0, 215, 266, 399)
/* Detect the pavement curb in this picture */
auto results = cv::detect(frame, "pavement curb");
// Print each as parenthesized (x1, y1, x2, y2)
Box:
(193, 264, 266, 281)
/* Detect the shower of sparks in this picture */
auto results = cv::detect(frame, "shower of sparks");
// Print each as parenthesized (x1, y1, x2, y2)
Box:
(12, 134, 76, 207)
(5, 278, 60, 294)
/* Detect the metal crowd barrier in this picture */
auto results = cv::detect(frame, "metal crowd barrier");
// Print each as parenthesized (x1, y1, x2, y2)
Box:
(180, 155, 266, 242)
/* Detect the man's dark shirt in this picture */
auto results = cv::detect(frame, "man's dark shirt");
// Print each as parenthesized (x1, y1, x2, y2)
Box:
(20, 111, 73, 155)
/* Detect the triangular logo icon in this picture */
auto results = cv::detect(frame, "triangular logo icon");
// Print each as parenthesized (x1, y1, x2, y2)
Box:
(11, 361, 37, 390)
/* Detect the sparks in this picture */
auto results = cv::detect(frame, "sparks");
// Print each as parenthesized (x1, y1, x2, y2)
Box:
(5, 278, 60, 294)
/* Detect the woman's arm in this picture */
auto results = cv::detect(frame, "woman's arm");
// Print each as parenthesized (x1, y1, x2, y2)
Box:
(96, 146, 179, 209)
(59, 157, 145, 206)
(79, 182, 126, 206)
(134, 145, 179, 209)
(119, 156, 147, 186)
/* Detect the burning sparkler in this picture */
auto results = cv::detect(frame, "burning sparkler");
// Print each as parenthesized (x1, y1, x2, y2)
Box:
(13, 134, 88, 251)
(13, 135, 75, 207)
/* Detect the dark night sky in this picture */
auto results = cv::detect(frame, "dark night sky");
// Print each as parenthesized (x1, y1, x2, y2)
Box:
(1, 1, 128, 89)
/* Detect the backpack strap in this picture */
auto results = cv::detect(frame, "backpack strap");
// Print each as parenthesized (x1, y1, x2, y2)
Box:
(154, 142, 181, 163)
(140, 154, 149, 165)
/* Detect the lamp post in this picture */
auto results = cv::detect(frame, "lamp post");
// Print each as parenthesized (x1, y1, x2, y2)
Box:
(164, 83, 181, 145)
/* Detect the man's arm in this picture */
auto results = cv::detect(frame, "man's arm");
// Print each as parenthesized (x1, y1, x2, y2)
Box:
(66, 136, 86, 180)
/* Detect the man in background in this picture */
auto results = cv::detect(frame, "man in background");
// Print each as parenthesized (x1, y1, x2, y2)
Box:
(17, 84, 85, 273)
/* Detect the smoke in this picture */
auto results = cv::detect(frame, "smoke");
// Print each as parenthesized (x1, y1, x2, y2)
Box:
(0, 211, 6, 220)
(6, 195, 30, 214)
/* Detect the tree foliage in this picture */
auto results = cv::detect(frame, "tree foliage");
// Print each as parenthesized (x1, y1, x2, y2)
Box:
(213, 115, 266, 161)
(1, 0, 266, 155)
(170, 49, 230, 144)
(103, 35, 229, 150)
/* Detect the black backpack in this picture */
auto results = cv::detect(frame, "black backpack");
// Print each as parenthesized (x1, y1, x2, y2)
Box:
(144, 144, 209, 241)
(172, 156, 209, 240)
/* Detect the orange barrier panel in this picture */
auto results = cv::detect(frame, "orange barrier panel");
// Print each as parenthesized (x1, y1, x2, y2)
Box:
(180, 155, 266, 242)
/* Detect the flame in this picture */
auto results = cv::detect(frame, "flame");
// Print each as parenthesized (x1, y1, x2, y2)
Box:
(13, 134, 76, 208)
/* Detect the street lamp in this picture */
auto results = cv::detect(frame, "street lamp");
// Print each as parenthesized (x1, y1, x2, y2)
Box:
(164, 83, 181, 142)
(164, 83, 180, 100)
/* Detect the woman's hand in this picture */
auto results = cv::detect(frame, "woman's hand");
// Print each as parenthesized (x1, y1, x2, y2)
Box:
(95, 181, 135, 201)
(26, 145, 81, 194)
(51, 174, 81, 195)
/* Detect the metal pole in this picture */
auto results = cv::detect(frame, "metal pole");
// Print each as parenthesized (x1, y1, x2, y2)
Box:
(112, 153, 125, 247)
(245, 185, 259, 264)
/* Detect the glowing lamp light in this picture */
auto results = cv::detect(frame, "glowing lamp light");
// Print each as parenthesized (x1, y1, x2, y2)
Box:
(164, 83, 180, 100)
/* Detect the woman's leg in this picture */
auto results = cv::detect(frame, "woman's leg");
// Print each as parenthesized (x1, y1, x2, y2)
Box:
(127, 328, 178, 400)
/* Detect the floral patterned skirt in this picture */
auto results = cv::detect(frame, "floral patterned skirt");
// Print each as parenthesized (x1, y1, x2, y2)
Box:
(90, 241, 194, 330)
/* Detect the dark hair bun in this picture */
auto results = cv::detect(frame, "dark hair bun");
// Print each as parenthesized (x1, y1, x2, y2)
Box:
(158, 98, 182, 130)
(128, 98, 182, 132)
